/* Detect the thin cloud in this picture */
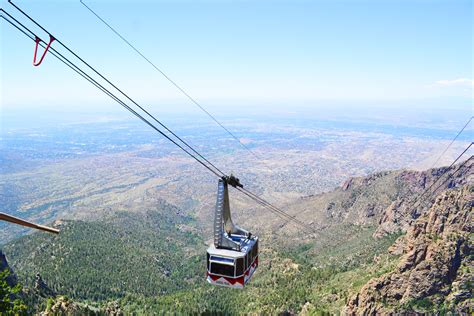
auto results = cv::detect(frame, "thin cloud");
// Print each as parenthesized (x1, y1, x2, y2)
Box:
(432, 78, 474, 87)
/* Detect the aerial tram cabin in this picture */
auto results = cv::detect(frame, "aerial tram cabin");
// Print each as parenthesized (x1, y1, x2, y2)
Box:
(206, 176, 258, 289)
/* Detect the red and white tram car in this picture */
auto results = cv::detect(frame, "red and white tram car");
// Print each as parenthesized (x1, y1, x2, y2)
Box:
(206, 176, 258, 289)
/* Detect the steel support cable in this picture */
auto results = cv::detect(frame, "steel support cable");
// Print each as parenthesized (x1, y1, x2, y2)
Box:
(7, 0, 227, 179)
(413, 155, 473, 213)
(428, 116, 473, 169)
(0, 11, 224, 179)
(398, 155, 473, 230)
(79, 0, 273, 173)
(399, 117, 473, 217)
(409, 142, 473, 212)
(413, 154, 473, 212)
(426, 155, 473, 200)
(3, 4, 313, 234)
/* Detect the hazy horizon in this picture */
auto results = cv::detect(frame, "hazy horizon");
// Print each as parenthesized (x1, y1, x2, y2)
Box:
(1, 0, 472, 111)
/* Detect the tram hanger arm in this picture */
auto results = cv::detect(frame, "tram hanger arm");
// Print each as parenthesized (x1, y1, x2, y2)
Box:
(0, 212, 59, 234)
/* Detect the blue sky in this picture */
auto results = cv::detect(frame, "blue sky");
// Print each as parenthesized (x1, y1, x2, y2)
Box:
(0, 0, 472, 114)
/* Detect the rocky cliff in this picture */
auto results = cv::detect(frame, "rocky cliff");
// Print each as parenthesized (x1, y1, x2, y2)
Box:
(345, 184, 473, 314)
(0, 249, 17, 287)
(374, 158, 472, 237)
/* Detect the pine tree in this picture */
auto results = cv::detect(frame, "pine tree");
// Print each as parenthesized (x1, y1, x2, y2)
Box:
(0, 269, 27, 315)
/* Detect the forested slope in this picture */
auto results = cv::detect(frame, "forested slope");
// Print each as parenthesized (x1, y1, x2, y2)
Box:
(2, 161, 471, 314)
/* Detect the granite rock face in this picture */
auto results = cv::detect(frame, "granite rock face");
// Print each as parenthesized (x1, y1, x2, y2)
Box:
(345, 185, 473, 315)
(374, 159, 472, 237)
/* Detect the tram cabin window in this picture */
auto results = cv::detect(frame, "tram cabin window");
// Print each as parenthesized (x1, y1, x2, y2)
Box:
(236, 258, 244, 276)
(210, 262, 235, 277)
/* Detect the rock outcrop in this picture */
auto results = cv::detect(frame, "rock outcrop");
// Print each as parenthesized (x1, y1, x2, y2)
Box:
(345, 185, 473, 315)
(0, 249, 17, 287)
(34, 273, 55, 297)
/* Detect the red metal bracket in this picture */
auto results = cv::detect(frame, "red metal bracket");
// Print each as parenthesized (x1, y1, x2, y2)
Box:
(33, 35, 55, 66)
